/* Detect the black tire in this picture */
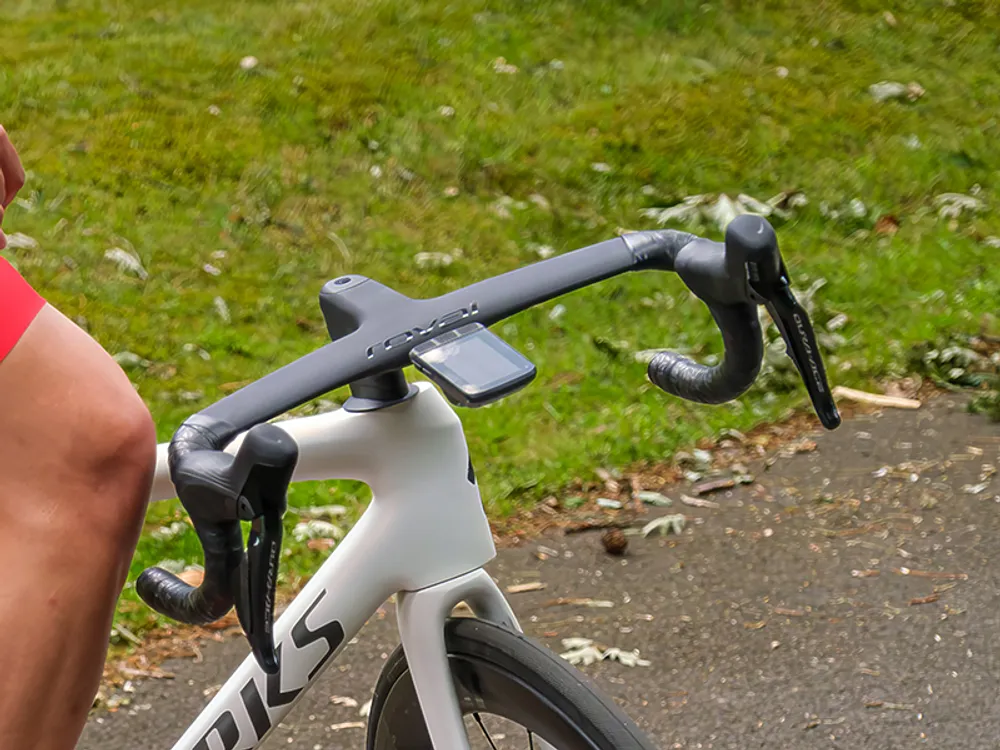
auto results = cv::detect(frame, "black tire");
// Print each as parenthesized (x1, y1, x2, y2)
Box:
(366, 617, 657, 750)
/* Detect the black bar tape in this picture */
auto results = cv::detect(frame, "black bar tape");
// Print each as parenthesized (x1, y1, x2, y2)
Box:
(647, 302, 762, 404)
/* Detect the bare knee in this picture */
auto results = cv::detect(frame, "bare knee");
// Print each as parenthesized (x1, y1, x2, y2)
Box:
(83, 389, 157, 536)
(56, 344, 158, 545)
(0, 306, 157, 544)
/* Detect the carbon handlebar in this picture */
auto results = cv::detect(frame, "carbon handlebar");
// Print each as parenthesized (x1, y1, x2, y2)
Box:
(642, 214, 839, 428)
(639, 223, 764, 404)
(137, 215, 840, 674)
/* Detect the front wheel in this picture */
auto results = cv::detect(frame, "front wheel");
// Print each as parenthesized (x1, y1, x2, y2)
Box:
(366, 617, 657, 750)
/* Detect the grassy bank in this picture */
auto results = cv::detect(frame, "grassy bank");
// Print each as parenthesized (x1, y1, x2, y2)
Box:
(1, 0, 998, 637)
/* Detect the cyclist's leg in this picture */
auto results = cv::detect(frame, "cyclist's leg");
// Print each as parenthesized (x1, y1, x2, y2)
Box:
(0, 261, 156, 749)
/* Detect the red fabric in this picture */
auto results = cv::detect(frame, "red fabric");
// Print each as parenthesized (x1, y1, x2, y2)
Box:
(0, 258, 44, 363)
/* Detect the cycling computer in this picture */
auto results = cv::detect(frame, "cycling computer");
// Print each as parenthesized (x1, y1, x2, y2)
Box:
(409, 323, 536, 407)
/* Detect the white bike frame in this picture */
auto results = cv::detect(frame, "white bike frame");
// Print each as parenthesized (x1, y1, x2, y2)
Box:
(147, 382, 525, 750)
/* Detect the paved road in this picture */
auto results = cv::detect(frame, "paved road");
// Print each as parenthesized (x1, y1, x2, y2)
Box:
(79, 395, 1000, 748)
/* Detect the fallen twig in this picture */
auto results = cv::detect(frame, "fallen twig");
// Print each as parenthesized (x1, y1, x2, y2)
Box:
(865, 700, 914, 711)
(563, 518, 636, 535)
(909, 593, 940, 606)
(692, 478, 736, 495)
(823, 522, 886, 537)
(852, 569, 881, 578)
(805, 717, 845, 730)
(629, 476, 645, 513)
(506, 582, 547, 594)
(833, 386, 921, 410)
(112, 623, 143, 647)
(544, 597, 615, 608)
(892, 568, 968, 580)
(118, 666, 176, 680)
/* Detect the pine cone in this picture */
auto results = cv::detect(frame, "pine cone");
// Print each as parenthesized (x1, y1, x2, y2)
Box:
(601, 527, 628, 556)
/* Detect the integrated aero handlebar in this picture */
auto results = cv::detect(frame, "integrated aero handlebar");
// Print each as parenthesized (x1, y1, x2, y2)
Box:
(137, 214, 840, 673)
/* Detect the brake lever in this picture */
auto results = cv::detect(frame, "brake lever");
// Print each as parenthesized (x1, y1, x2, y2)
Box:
(725, 216, 841, 430)
(231, 425, 298, 675)
(758, 277, 841, 429)
(236, 512, 284, 673)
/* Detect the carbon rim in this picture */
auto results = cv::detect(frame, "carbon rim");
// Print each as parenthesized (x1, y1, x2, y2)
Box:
(370, 653, 602, 750)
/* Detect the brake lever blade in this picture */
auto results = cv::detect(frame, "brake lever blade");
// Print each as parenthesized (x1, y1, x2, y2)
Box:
(723, 214, 840, 430)
(763, 283, 841, 430)
(241, 513, 283, 674)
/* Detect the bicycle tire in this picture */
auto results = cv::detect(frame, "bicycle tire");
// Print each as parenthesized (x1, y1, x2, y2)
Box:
(366, 617, 658, 750)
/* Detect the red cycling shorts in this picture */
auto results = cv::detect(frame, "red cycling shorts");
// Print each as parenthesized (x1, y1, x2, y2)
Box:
(0, 258, 45, 363)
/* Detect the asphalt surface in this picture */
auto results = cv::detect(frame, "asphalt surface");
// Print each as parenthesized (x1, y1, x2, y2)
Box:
(79, 395, 1000, 749)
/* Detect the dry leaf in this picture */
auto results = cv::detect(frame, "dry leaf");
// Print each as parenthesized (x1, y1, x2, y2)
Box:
(637, 491, 672, 507)
(492, 57, 519, 74)
(293, 520, 344, 541)
(414, 251, 453, 268)
(213, 296, 231, 323)
(642, 514, 686, 537)
(874, 215, 900, 235)
(298, 505, 348, 519)
(680, 494, 720, 509)
(307, 539, 337, 551)
(104, 247, 148, 279)
(177, 567, 205, 587)
(4, 232, 38, 250)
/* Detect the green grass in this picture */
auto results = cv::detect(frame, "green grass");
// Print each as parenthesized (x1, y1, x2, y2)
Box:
(2, 0, 999, 640)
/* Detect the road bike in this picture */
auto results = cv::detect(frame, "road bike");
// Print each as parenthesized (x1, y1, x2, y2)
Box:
(138, 214, 840, 749)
